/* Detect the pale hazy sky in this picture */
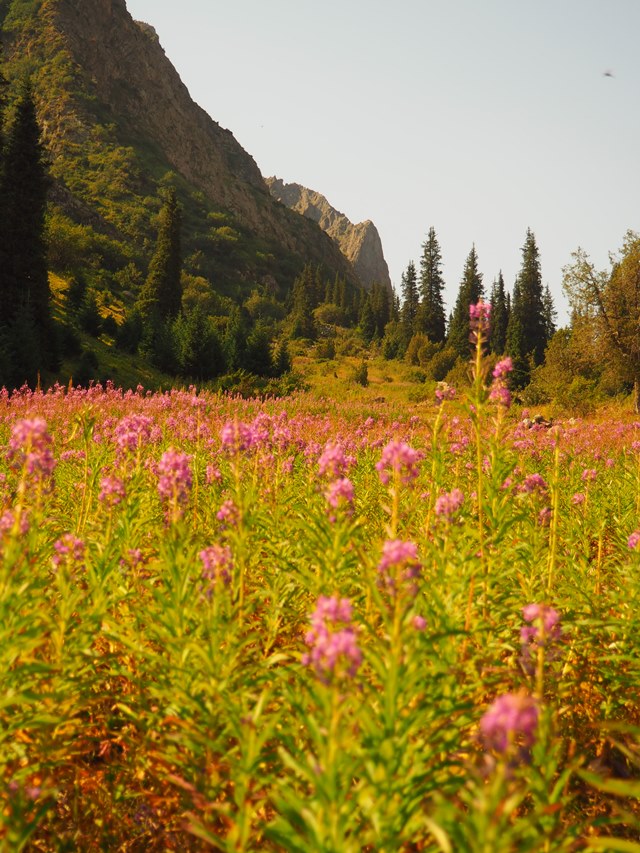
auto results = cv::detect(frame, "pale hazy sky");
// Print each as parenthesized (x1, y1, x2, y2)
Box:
(125, 0, 640, 322)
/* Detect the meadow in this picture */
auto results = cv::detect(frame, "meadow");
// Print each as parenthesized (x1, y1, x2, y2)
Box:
(2, 337, 640, 850)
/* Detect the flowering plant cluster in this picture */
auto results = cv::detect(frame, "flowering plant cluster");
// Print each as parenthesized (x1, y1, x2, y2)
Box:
(302, 595, 362, 683)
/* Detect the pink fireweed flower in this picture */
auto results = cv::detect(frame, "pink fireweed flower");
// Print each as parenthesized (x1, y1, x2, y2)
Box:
(435, 382, 456, 403)
(520, 603, 562, 674)
(113, 414, 154, 452)
(489, 383, 512, 408)
(52, 533, 85, 571)
(469, 300, 491, 338)
(8, 418, 56, 480)
(302, 595, 362, 683)
(217, 498, 239, 528)
(157, 448, 192, 514)
(325, 477, 354, 511)
(220, 420, 258, 455)
(520, 473, 548, 494)
(572, 492, 586, 506)
(377, 539, 421, 599)
(318, 442, 352, 479)
(413, 614, 427, 631)
(376, 440, 423, 486)
(98, 475, 126, 507)
(205, 464, 222, 484)
(0, 509, 29, 537)
(200, 544, 233, 596)
(538, 506, 552, 526)
(434, 488, 464, 521)
(492, 357, 513, 380)
(628, 531, 640, 550)
(480, 693, 539, 755)
(581, 468, 598, 482)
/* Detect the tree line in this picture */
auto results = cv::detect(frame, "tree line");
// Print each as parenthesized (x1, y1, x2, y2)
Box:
(390, 227, 557, 388)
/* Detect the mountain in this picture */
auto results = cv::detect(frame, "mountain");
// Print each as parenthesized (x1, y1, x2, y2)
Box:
(266, 177, 392, 294)
(0, 0, 359, 298)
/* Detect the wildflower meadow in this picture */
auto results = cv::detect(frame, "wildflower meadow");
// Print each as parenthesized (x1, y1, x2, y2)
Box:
(2, 311, 640, 850)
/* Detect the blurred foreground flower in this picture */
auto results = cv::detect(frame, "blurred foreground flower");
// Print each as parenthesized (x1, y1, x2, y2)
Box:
(8, 418, 56, 481)
(377, 539, 421, 600)
(434, 487, 464, 522)
(157, 448, 192, 520)
(376, 440, 423, 486)
(480, 692, 539, 756)
(520, 603, 562, 674)
(200, 544, 233, 596)
(302, 595, 362, 683)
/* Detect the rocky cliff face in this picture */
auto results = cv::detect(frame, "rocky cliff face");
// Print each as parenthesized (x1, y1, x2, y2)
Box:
(266, 177, 392, 293)
(0, 0, 358, 287)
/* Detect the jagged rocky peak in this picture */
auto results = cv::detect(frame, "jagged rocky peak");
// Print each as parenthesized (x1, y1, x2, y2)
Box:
(266, 177, 392, 293)
(135, 20, 160, 44)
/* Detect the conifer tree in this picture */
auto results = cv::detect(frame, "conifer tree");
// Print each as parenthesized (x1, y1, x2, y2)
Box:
(0, 59, 8, 307)
(288, 264, 317, 339)
(447, 245, 484, 358)
(2, 85, 53, 377)
(416, 227, 446, 343)
(400, 260, 419, 334)
(370, 282, 391, 339)
(489, 271, 509, 354)
(358, 295, 376, 344)
(224, 306, 249, 370)
(137, 188, 182, 321)
(505, 288, 529, 388)
(542, 284, 557, 341)
(509, 229, 547, 365)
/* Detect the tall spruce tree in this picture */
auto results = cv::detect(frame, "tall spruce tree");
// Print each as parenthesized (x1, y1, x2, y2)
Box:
(400, 260, 419, 335)
(489, 271, 509, 354)
(0, 59, 7, 293)
(416, 227, 446, 343)
(542, 284, 557, 342)
(505, 280, 529, 387)
(137, 188, 182, 321)
(447, 245, 484, 358)
(508, 229, 547, 366)
(2, 85, 53, 380)
(370, 282, 391, 339)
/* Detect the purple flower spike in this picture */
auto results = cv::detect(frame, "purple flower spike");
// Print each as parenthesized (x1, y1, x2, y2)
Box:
(520, 603, 562, 673)
(376, 441, 423, 486)
(434, 488, 464, 521)
(302, 595, 362, 683)
(480, 692, 539, 754)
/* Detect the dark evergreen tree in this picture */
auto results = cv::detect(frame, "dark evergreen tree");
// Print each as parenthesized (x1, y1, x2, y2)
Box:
(509, 229, 547, 365)
(288, 264, 317, 339)
(0, 59, 8, 319)
(542, 284, 557, 342)
(2, 86, 53, 372)
(505, 283, 529, 388)
(358, 295, 376, 343)
(416, 227, 446, 343)
(489, 271, 509, 354)
(244, 322, 274, 377)
(400, 260, 419, 335)
(447, 245, 484, 358)
(224, 306, 249, 370)
(173, 305, 225, 380)
(137, 188, 182, 321)
(370, 282, 392, 339)
(272, 338, 292, 377)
